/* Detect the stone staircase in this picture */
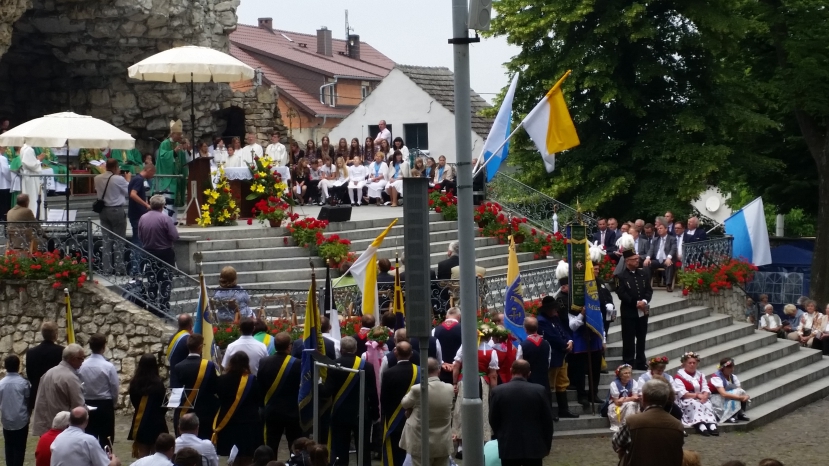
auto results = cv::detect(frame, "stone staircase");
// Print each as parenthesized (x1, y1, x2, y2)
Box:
(187, 211, 554, 290)
(554, 294, 829, 437)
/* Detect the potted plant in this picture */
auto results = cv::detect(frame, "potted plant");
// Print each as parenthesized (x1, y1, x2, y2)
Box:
(317, 234, 352, 268)
(288, 217, 329, 248)
(249, 195, 295, 227)
(197, 165, 240, 227)
(246, 156, 289, 200)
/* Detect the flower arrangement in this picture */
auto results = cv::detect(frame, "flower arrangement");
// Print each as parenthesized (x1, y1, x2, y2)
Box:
(428, 189, 458, 221)
(339, 316, 363, 336)
(317, 234, 352, 268)
(368, 326, 391, 344)
(288, 217, 329, 248)
(677, 258, 757, 296)
(0, 250, 88, 289)
(523, 298, 543, 316)
(596, 254, 617, 282)
(198, 165, 240, 226)
(249, 195, 297, 227)
(212, 317, 304, 348)
(518, 230, 567, 259)
(478, 320, 509, 340)
(246, 155, 289, 200)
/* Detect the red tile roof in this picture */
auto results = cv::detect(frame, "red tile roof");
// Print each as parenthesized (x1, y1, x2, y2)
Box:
(229, 44, 350, 117)
(230, 24, 394, 80)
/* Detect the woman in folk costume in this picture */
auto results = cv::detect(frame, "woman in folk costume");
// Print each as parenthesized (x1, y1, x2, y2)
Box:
(451, 324, 501, 458)
(607, 364, 640, 432)
(637, 355, 683, 420)
(672, 351, 719, 436)
(128, 354, 169, 458)
(708, 357, 751, 424)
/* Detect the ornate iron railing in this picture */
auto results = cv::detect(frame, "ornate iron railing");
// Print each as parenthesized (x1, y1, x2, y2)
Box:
(481, 265, 561, 312)
(682, 236, 734, 269)
(487, 172, 597, 234)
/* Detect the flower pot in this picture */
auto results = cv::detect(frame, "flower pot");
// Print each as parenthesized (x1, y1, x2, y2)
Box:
(477, 220, 487, 228)
(268, 219, 280, 228)
(513, 234, 525, 244)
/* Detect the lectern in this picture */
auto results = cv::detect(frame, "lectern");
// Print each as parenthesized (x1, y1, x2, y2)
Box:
(185, 156, 213, 225)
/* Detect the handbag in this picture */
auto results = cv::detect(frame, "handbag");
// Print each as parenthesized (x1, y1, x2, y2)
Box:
(92, 173, 113, 213)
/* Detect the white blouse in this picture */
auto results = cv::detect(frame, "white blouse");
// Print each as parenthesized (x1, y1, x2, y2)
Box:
(348, 165, 368, 182)
(673, 369, 710, 397)
(610, 379, 640, 399)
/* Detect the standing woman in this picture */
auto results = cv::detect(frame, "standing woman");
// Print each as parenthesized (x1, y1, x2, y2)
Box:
(304, 140, 317, 164)
(349, 138, 363, 165)
(320, 156, 349, 204)
(292, 158, 310, 205)
(316, 136, 335, 163)
(385, 150, 410, 207)
(363, 137, 376, 164)
(289, 140, 305, 168)
(214, 352, 263, 466)
(128, 354, 169, 458)
(391, 137, 410, 166)
(335, 138, 349, 160)
(672, 351, 719, 436)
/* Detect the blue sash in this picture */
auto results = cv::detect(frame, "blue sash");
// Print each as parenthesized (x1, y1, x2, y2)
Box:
(394, 164, 400, 178)
(438, 166, 445, 180)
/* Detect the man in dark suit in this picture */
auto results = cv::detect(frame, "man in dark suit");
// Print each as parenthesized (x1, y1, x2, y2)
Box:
(169, 334, 220, 439)
(608, 218, 622, 238)
(616, 251, 654, 370)
(433, 307, 462, 384)
(257, 332, 302, 455)
(673, 221, 693, 264)
(25, 321, 64, 411)
(642, 223, 656, 247)
(516, 317, 552, 398)
(322, 336, 378, 466)
(291, 323, 336, 360)
(592, 218, 617, 254)
(489, 360, 554, 466)
(166, 314, 193, 374)
(380, 342, 419, 466)
(612, 379, 684, 466)
(686, 216, 708, 242)
(645, 223, 678, 291)
(435, 241, 460, 280)
(664, 211, 676, 235)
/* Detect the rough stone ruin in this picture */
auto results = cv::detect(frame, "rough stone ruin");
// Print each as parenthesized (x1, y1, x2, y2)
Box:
(0, 0, 281, 152)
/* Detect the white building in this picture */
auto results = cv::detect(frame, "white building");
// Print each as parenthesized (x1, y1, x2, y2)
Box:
(328, 65, 493, 164)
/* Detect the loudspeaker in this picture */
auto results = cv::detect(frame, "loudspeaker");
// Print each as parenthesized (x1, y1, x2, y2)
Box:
(468, 0, 492, 31)
(403, 178, 432, 339)
(318, 205, 352, 222)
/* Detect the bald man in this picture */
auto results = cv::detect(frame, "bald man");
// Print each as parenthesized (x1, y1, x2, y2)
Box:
(380, 342, 419, 466)
(49, 407, 121, 466)
(257, 332, 302, 455)
(167, 314, 193, 371)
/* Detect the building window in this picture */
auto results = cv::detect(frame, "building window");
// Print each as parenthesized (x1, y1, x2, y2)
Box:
(361, 85, 370, 99)
(403, 123, 429, 151)
(320, 83, 336, 107)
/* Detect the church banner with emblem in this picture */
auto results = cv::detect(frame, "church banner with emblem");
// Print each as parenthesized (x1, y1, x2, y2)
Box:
(567, 225, 587, 311)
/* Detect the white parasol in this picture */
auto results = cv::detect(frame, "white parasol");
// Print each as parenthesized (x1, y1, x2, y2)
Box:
(128, 46, 256, 153)
(0, 112, 136, 216)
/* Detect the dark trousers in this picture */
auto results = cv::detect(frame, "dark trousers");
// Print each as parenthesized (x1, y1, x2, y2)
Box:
(569, 351, 602, 400)
(3, 424, 28, 466)
(649, 260, 675, 287)
(265, 416, 303, 460)
(85, 399, 115, 449)
(666, 402, 683, 420)
(501, 459, 543, 466)
(0, 189, 10, 221)
(330, 417, 371, 466)
(370, 421, 382, 453)
(621, 315, 648, 368)
(381, 426, 405, 466)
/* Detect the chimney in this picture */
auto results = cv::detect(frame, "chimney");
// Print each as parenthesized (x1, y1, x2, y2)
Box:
(316, 27, 333, 56)
(347, 34, 361, 60)
(258, 18, 273, 32)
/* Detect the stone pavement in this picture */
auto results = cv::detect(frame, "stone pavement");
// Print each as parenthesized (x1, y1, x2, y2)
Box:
(6, 395, 825, 465)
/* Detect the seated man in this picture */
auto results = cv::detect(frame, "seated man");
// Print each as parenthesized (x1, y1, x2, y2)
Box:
(6, 194, 43, 251)
(643, 223, 678, 292)
(758, 304, 784, 338)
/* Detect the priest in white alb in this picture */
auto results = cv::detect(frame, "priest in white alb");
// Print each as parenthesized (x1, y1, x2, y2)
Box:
(240, 133, 262, 166)
(19, 144, 47, 219)
(265, 132, 287, 166)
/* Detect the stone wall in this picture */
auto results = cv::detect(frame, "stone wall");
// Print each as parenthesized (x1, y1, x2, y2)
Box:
(0, 280, 173, 409)
(688, 286, 752, 324)
(0, 0, 287, 153)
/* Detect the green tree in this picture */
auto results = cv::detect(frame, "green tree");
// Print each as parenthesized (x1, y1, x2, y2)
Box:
(487, 0, 774, 221)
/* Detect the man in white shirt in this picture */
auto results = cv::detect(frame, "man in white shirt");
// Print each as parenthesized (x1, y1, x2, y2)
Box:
(758, 304, 784, 336)
(132, 433, 175, 466)
(373, 120, 392, 148)
(77, 334, 119, 449)
(240, 133, 263, 165)
(175, 414, 219, 466)
(50, 406, 121, 466)
(265, 132, 288, 166)
(221, 318, 268, 375)
(644, 223, 678, 292)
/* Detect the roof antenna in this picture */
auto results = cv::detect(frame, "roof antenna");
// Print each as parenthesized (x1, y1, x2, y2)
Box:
(345, 9, 354, 54)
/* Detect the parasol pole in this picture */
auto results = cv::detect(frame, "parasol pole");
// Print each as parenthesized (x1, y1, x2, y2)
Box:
(65, 145, 70, 220)
(190, 73, 196, 161)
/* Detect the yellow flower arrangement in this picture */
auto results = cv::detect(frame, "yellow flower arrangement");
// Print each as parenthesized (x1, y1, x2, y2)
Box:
(197, 165, 240, 227)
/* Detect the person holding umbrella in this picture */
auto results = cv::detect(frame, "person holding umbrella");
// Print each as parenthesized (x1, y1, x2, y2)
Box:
(156, 119, 187, 223)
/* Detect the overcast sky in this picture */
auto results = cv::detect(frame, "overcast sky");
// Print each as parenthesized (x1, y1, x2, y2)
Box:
(237, 0, 519, 103)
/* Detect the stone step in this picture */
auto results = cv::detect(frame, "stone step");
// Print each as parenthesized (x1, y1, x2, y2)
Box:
(325, 221, 458, 241)
(696, 338, 802, 377)
(735, 353, 829, 409)
(323, 213, 445, 232)
(605, 315, 741, 358)
(725, 348, 824, 392)
(605, 322, 760, 363)
(606, 306, 712, 344)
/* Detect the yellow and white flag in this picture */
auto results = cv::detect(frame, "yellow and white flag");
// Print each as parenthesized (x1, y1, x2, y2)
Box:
(522, 70, 580, 172)
(64, 289, 75, 344)
(345, 219, 398, 316)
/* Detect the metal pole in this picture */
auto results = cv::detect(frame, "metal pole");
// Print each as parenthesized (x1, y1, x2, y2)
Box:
(313, 362, 320, 442)
(86, 220, 94, 278)
(358, 365, 365, 466)
(190, 74, 196, 161)
(65, 145, 70, 218)
(419, 339, 430, 463)
(451, 0, 484, 464)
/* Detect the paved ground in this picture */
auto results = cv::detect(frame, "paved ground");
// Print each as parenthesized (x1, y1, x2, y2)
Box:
(7, 396, 822, 465)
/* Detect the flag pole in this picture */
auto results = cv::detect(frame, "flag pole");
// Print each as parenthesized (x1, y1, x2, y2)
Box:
(472, 121, 526, 178)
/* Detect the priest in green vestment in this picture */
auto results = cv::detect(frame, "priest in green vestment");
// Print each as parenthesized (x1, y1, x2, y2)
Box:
(5, 147, 20, 205)
(156, 119, 188, 208)
(109, 148, 144, 175)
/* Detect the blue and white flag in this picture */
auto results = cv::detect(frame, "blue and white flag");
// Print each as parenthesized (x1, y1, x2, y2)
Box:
(724, 197, 772, 266)
(480, 73, 519, 181)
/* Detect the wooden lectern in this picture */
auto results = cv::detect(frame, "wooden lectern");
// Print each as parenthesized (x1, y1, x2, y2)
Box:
(185, 157, 213, 225)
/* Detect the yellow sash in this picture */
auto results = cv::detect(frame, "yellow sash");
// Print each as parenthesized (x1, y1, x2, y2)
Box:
(383, 365, 419, 466)
(263, 356, 294, 440)
(178, 359, 209, 417)
(166, 330, 189, 361)
(328, 357, 362, 453)
(130, 395, 148, 458)
(212, 374, 249, 445)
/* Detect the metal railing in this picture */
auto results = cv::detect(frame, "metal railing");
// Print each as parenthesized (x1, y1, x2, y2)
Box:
(487, 172, 597, 234)
(682, 236, 734, 269)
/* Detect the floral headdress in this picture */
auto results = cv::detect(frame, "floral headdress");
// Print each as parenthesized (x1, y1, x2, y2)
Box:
(680, 351, 700, 363)
(368, 326, 391, 344)
(615, 364, 632, 378)
(648, 356, 669, 367)
(717, 359, 735, 370)
(478, 321, 509, 340)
